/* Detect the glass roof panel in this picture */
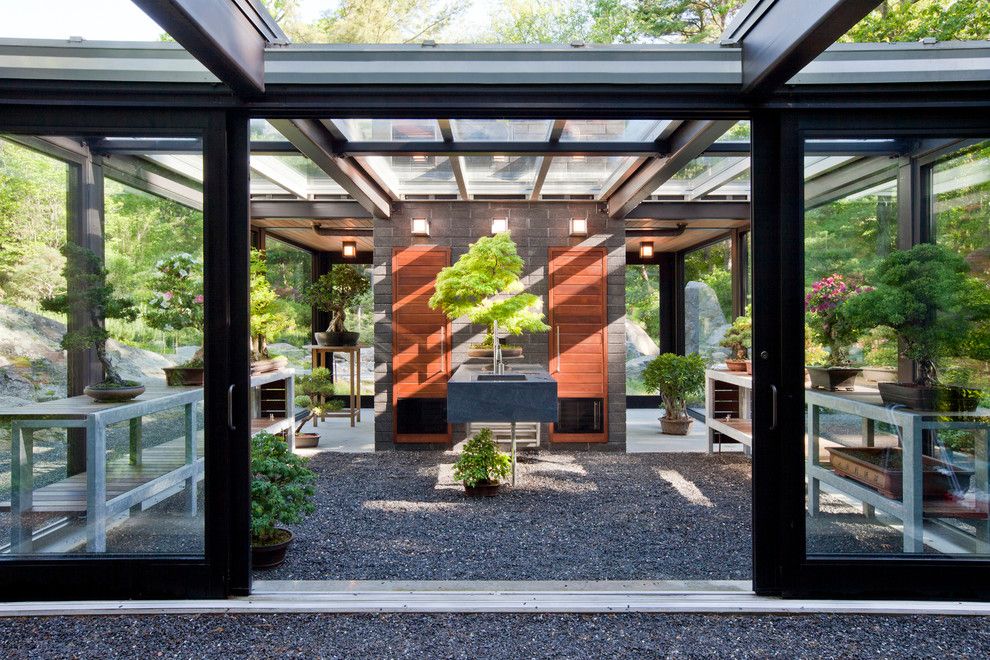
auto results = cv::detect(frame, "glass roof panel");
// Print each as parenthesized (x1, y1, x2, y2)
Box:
(560, 120, 668, 142)
(716, 121, 751, 142)
(463, 155, 540, 195)
(332, 119, 441, 142)
(362, 155, 459, 196)
(249, 154, 346, 198)
(250, 119, 285, 141)
(542, 156, 635, 197)
(3, 0, 168, 40)
(451, 120, 552, 142)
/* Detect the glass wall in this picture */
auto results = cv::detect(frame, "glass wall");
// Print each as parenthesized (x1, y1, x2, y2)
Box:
(263, 237, 313, 370)
(625, 264, 660, 395)
(804, 137, 990, 558)
(0, 134, 206, 556)
(683, 238, 733, 362)
(340, 264, 373, 397)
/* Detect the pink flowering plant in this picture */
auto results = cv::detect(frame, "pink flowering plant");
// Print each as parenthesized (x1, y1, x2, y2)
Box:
(805, 274, 870, 368)
(145, 253, 205, 364)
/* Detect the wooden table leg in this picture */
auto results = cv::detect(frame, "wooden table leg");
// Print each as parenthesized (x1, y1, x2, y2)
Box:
(807, 403, 821, 517)
(86, 417, 107, 553)
(862, 417, 876, 519)
(350, 348, 356, 427)
(355, 347, 361, 424)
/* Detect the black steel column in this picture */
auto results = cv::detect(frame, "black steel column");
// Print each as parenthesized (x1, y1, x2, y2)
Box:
(656, 252, 678, 355)
(65, 154, 104, 476)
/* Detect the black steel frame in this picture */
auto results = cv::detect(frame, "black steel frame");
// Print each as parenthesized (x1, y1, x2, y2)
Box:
(754, 108, 990, 600)
(0, 107, 251, 601)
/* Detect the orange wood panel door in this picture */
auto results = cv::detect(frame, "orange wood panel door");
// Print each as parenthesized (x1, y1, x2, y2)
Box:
(392, 246, 452, 444)
(548, 247, 608, 443)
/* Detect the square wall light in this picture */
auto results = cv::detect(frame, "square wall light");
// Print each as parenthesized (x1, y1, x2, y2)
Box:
(491, 217, 508, 234)
(411, 217, 430, 236)
(639, 241, 655, 259)
(342, 241, 357, 258)
(569, 218, 588, 237)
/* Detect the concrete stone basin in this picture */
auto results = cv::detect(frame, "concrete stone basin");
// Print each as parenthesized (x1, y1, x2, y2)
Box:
(447, 364, 558, 423)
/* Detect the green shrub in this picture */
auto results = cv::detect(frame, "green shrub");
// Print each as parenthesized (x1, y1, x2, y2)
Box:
(642, 353, 706, 421)
(251, 432, 316, 546)
(305, 263, 371, 334)
(452, 428, 511, 488)
(720, 306, 752, 360)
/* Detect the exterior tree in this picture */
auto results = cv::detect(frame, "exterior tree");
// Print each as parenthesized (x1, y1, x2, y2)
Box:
(842, 0, 990, 43)
(429, 233, 550, 345)
(250, 248, 296, 359)
(313, 0, 466, 44)
(40, 244, 139, 387)
(635, 0, 745, 43)
(144, 253, 205, 361)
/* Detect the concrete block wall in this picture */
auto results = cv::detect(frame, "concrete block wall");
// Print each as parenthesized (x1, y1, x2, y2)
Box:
(374, 201, 625, 451)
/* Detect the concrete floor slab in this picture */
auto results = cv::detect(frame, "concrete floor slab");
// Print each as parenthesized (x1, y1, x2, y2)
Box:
(626, 408, 744, 454)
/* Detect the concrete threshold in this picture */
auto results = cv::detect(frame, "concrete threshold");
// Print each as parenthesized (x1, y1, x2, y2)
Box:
(3, 580, 990, 616)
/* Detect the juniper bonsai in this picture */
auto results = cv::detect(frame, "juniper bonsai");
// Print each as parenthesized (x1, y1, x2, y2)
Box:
(429, 233, 549, 345)
(304, 263, 370, 336)
(642, 352, 706, 421)
(251, 431, 316, 546)
(41, 244, 138, 388)
(719, 306, 752, 360)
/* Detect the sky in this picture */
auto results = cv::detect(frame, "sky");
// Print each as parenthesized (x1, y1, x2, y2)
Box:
(1, 0, 494, 42)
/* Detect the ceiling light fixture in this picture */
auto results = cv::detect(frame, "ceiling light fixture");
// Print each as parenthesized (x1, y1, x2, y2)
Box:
(411, 154, 428, 163)
(569, 218, 588, 237)
(411, 217, 430, 236)
(342, 241, 357, 258)
(492, 154, 509, 163)
(639, 241, 655, 259)
(491, 217, 508, 234)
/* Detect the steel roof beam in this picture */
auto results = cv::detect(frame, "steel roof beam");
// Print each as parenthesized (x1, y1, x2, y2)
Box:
(251, 200, 371, 219)
(722, 0, 881, 94)
(437, 119, 469, 201)
(130, 0, 286, 95)
(269, 119, 392, 218)
(607, 120, 737, 220)
(530, 120, 566, 201)
(626, 201, 750, 220)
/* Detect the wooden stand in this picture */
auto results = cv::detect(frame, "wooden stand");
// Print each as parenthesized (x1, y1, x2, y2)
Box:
(705, 368, 752, 454)
(305, 344, 366, 427)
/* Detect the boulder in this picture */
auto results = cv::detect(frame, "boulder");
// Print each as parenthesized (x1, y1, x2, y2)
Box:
(625, 318, 660, 361)
(683, 281, 729, 357)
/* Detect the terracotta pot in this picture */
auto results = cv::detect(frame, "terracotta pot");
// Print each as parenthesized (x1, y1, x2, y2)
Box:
(724, 359, 748, 372)
(660, 417, 693, 435)
(83, 383, 145, 403)
(163, 366, 204, 387)
(828, 447, 973, 500)
(744, 360, 753, 375)
(807, 366, 862, 391)
(252, 529, 293, 569)
(464, 480, 503, 497)
(295, 432, 320, 449)
(251, 356, 289, 374)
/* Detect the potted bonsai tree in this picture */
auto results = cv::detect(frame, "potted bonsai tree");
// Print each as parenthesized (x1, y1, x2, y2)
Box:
(642, 352, 706, 435)
(292, 367, 342, 448)
(429, 233, 549, 360)
(250, 248, 296, 373)
(144, 253, 206, 386)
(452, 427, 512, 496)
(805, 274, 867, 391)
(305, 264, 370, 346)
(842, 243, 990, 411)
(41, 244, 143, 402)
(719, 306, 751, 372)
(251, 431, 316, 569)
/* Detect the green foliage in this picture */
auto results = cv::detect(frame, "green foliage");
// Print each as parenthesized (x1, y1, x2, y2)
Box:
(265, 238, 313, 340)
(305, 263, 371, 333)
(720, 306, 752, 360)
(625, 264, 661, 342)
(452, 428, 512, 488)
(860, 326, 899, 367)
(805, 274, 867, 367)
(842, 243, 990, 386)
(805, 194, 896, 289)
(144, 253, 204, 337)
(635, 0, 745, 43)
(843, 0, 990, 43)
(293, 367, 340, 432)
(251, 249, 297, 358)
(251, 432, 316, 546)
(684, 240, 732, 319)
(429, 233, 549, 341)
(642, 352, 706, 420)
(40, 244, 138, 386)
(313, 0, 466, 43)
(805, 324, 830, 367)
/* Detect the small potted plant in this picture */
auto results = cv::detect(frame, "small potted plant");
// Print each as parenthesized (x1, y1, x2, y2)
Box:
(842, 244, 990, 411)
(719, 307, 751, 372)
(805, 274, 867, 391)
(41, 245, 143, 402)
(642, 352, 706, 435)
(305, 264, 370, 346)
(251, 249, 296, 373)
(251, 431, 316, 569)
(430, 233, 549, 360)
(452, 427, 512, 496)
(292, 367, 341, 448)
(145, 253, 206, 386)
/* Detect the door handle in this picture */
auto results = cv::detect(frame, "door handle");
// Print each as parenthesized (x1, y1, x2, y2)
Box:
(770, 384, 778, 431)
(227, 384, 236, 431)
(439, 326, 446, 375)
(554, 326, 560, 373)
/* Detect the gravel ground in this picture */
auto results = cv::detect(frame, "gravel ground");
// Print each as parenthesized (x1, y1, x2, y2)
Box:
(2, 612, 990, 659)
(259, 451, 752, 581)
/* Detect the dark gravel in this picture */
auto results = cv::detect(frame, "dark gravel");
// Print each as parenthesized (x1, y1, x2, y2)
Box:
(2, 612, 990, 659)
(259, 451, 752, 581)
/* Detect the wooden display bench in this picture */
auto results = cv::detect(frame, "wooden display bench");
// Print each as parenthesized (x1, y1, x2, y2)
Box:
(705, 368, 752, 454)
(304, 344, 367, 427)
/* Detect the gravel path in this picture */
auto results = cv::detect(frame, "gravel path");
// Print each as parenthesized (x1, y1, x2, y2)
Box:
(259, 451, 752, 581)
(2, 612, 989, 659)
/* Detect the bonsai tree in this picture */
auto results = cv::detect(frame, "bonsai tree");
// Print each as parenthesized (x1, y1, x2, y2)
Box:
(251, 431, 316, 547)
(805, 274, 867, 368)
(41, 244, 139, 389)
(720, 306, 752, 361)
(452, 427, 511, 488)
(293, 367, 341, 433)
(144, 253, 205, 365)
(842, 243, 990, 387)
(250, 249, 296, 359)
(642, 352, 706, 423)
(304, 264, 370, 341)
(429, 233, 549, 348)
